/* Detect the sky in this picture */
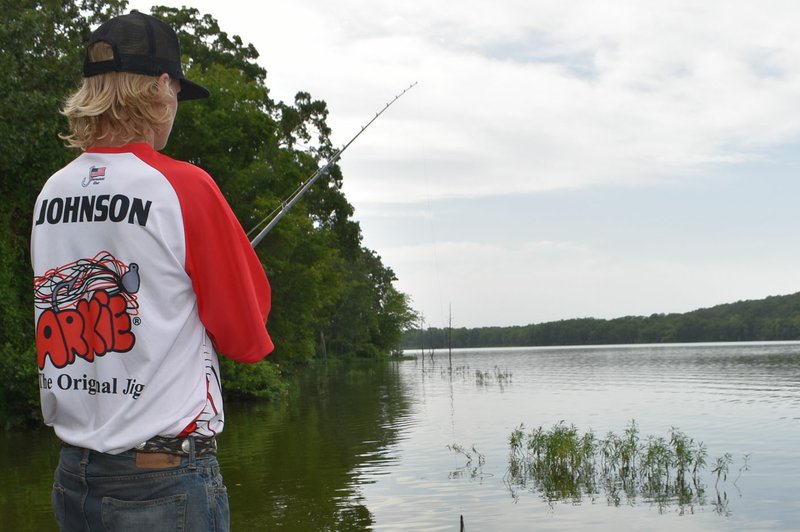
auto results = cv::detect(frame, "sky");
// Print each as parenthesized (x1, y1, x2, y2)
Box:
(128, 0, 800, 328)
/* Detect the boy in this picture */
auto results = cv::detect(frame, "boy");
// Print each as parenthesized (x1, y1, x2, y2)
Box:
(31, 11, 273, 531)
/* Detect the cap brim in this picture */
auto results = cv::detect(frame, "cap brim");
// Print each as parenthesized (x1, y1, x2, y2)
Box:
(178, 78, 210, 101)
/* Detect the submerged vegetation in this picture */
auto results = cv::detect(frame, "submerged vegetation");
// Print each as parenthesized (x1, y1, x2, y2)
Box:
(426, 363, 513, 389)
(449, 420, 749, 516)
(446, 443, 487, 480)
(475, 366, 512, 387)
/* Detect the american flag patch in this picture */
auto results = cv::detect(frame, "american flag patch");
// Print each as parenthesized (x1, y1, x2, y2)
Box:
(90, 166, 106, 178)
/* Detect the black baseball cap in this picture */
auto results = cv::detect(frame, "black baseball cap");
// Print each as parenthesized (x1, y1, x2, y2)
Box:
(83, 10, 210, 101)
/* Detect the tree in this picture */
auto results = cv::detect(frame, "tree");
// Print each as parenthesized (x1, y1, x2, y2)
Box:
(0, 0, 130, 427)
(402, 292, 800, 349)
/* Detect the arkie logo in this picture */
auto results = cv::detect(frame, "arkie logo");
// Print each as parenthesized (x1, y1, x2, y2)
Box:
(33, 251, 141, 370)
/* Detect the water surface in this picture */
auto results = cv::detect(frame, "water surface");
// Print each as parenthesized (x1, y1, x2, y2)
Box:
(3, 342, 799, 530)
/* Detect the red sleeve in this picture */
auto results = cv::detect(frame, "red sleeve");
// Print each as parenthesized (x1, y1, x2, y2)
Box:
(159, 156, 274, 362)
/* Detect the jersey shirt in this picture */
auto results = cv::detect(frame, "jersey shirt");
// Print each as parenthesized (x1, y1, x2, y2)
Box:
(31, 143, 273, 454)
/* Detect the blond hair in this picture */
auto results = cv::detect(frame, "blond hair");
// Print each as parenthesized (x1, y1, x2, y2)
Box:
(61, 42, 176, 150)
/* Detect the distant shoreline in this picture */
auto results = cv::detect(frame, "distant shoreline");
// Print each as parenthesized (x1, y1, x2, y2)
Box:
(402, 292, 800, 349)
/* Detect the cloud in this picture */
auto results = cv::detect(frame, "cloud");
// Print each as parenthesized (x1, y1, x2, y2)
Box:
(317, 0, 800, 203)
(130, 1, 800, 204)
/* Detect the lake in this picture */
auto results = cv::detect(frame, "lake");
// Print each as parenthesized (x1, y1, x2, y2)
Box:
(3, 342, 799, 530)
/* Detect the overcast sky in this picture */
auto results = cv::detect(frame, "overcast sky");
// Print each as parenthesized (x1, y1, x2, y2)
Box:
(129, 0, 800, 328)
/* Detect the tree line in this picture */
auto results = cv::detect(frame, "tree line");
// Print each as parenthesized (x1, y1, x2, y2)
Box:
(403, 292, 800, 349)
(0, 1, 416, 428)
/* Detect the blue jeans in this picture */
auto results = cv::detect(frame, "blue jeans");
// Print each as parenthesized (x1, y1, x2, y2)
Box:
(51, 443, 230, 531)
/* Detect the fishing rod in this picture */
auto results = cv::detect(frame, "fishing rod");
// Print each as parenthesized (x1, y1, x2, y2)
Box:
(249, 82, 418, 248)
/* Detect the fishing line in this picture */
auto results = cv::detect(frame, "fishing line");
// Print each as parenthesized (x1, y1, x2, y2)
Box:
(425, 191, 446, 335)
(245, 174, 316, 239)
(413, 125, 465, 528)
(248, 82, 418, 247)
(246, 204, 284, 239)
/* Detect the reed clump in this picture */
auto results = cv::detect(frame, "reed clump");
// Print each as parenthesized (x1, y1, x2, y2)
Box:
(506, 420, 743, 512)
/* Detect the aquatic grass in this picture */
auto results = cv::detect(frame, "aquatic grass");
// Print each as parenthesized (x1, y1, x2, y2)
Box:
(447, 443, 488, 480)
(712, 453, 733, 488)
(507, 421, 600, 502)
(733, 453, 750, 487)
(433, 364, 514, 388)
(502, 420, 747, 514)
(494, 366, 513, 385)
(474, 366, 513, 387)
(600, 424, 637, 481)
(692, 441, 708, 480)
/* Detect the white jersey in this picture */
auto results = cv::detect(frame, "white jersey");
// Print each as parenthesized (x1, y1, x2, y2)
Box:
(31, 143, 273, 454)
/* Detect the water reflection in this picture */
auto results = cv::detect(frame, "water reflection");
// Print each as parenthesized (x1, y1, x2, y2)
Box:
(0, 428, 60, 531)
(221, 361, 412, 531)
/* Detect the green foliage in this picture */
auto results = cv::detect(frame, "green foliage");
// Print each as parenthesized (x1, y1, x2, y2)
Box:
(0, 0, 128, 427)
(405, 292, 800, 349)
(325, 250, 418, 359)
(0, 1, 416, 426)
(218, 357, 288, 401)
(0, 344, 41, 429)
